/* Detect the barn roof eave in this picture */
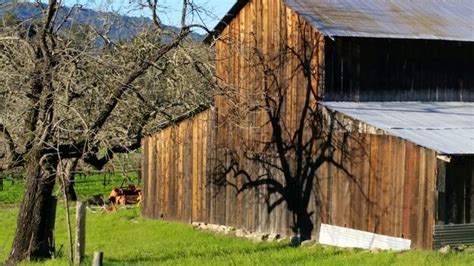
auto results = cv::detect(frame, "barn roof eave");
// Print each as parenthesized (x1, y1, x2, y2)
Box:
(203, 0, 249, 45)
(320, 101, 474, 156)
(204, 0, 474, 45)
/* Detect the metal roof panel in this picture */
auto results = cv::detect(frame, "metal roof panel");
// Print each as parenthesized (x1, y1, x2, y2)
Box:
(321, 102, 474, 155)
(284, 0, 474, 42)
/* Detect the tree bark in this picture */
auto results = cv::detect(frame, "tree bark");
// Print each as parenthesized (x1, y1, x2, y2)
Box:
(7, 149, 57, 265)
(65, 159, 79, 202)
(66, 179, 77, 202)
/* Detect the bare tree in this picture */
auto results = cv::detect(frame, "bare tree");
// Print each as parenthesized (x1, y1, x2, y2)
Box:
(0, 0, 214, 263)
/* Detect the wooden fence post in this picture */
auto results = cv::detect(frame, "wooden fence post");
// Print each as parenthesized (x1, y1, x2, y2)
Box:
(92, 251, 103, 266)
(47, 196, 57, 254)
(75, 202, 86, 264)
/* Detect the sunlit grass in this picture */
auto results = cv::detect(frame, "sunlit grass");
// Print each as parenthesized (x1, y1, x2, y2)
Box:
(1, 174, 472, 265)
(0, 178, 25, 204)
(0, 172, 139, 205)
(0, 206, 473, 265)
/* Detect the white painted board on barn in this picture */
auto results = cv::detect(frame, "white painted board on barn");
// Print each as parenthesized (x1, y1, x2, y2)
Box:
(319, 224, 411, 251)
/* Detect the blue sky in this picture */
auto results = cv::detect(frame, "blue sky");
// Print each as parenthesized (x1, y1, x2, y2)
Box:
(61, 0, 236, 30)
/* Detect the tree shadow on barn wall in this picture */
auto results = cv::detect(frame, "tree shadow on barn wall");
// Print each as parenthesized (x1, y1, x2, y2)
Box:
(211, 24, 373, 241)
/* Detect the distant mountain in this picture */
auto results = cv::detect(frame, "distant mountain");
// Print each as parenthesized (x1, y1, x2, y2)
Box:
(0, 0, 204, 41)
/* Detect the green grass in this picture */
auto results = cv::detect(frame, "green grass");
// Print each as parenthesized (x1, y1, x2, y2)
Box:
(1, 174, 473, 265)
(0, 205, 473, 265)
(0, 179, 24, 204)
(0, 172, 139, 205)
(71, 172, 139, 201)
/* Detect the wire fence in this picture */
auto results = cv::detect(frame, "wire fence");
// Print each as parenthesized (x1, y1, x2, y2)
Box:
(0, 170, 23, 191)
(0, 169, 140, 192)
(70, 170, 142, 194)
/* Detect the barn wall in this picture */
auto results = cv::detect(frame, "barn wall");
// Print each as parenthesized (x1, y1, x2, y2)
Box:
(142, 0, 439, 250)
(212, 0, 326, 240)
(141, 110, 216, 223)
(324, 38, 474, 101)
(214, 0, 325, 151)
(141, 110, 438, 249)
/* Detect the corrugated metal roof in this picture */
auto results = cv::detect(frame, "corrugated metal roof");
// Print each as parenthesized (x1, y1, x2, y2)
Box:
(319, 223, 411, 250)
(321, 102, 474, 155)
(285, 0, 474, 42)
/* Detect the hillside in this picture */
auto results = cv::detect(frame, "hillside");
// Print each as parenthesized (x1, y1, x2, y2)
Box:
(0, 0, 204, 41)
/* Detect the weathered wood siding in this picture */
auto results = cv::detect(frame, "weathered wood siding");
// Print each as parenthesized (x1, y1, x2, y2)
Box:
(142, 112, 437, 249)
(324, 38, 474, 101)
(214, 0, 324, 151)
(142, 0, 439, 250)
(141, 110, 216, 223)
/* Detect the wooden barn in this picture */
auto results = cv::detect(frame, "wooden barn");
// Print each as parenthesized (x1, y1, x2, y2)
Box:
(141, 0, 474, 250)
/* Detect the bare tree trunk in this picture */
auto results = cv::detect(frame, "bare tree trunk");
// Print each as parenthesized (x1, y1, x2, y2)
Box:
(7, 149, 57, 265)
(66, 180, 77, 202)
(57, 159, 78, 265)
(65, 159, 79, 201)
(63, 181, 74, 265)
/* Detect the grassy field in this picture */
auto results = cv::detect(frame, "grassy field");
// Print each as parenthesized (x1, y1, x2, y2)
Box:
(0, 172, 138, 205)
(0, 206, 474, 265)
(1, 175, 474, 265)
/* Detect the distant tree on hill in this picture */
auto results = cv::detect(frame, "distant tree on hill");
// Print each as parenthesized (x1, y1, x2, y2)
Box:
(0, 10, 18, 26)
